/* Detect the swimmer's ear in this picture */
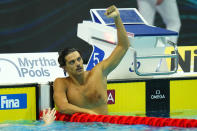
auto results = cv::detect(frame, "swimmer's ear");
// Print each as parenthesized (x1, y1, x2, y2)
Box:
(60, 65, 66, 69)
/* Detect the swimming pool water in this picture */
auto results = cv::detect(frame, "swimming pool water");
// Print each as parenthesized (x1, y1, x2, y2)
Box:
(1, 111, 197, 131)
(1, 120, 197, 131)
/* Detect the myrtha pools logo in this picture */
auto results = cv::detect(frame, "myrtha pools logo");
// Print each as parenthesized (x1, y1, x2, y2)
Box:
(0, 57, 57, 77)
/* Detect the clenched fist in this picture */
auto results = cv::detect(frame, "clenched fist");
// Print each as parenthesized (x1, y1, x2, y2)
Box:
(105, 5, 120, 19)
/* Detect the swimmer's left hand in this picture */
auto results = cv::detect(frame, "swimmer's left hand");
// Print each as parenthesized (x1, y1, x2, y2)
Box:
(42, 108, 56, 126)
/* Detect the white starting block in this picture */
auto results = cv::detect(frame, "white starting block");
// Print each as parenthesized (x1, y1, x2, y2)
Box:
(77, 8, 178, 80)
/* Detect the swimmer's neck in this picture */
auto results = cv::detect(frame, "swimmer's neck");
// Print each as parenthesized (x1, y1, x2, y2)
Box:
(69, 71, 88, 86)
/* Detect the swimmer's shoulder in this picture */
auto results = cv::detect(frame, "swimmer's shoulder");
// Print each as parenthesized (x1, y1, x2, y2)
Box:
(53, 77, 71, 89)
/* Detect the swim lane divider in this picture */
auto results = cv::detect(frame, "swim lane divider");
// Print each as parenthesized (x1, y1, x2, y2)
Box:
(39, 111, 197, 128)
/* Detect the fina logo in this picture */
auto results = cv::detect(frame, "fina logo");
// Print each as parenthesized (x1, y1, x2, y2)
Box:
(0, 57, 57, 77)
(0, 94, 27, 110)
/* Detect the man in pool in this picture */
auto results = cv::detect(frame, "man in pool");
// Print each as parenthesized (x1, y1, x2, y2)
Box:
(53, 5, 130, 115)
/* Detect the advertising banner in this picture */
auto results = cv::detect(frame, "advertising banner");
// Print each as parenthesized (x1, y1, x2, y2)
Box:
(163, 46, 197, 78)
(0, 85, 37, 122)
(0, 52, 64, 84)
(107, 82, 146, 115)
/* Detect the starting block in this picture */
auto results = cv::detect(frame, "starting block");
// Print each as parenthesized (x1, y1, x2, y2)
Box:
(77, 8, 178, 80)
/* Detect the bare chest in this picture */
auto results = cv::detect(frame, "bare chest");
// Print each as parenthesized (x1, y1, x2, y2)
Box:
(67, 79, 107, 108)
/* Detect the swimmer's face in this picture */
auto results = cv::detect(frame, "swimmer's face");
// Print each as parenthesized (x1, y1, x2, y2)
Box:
(64, 51, 84, 76)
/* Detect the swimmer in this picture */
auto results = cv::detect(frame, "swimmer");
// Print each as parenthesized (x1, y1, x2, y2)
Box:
(53, 5, 130, 115)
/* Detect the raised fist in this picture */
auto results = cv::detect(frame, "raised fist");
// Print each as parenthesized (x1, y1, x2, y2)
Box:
(104, 5, 120, 18)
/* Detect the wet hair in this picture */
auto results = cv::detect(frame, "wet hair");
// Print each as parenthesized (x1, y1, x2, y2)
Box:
(58, 48, 82, 67)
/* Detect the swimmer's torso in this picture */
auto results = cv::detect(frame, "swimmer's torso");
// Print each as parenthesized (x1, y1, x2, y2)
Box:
(64, 68, 108, 115)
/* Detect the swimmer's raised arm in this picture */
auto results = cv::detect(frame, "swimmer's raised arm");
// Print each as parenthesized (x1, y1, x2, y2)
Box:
(99, 5, 130, 76)
(53, 78, 98, 115)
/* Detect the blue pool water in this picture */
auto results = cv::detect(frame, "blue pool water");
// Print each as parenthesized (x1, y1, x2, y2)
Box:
(1, 120, 197, 131)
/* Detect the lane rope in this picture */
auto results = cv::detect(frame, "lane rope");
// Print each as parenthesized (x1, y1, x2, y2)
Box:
(39, 111, 197, 128)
